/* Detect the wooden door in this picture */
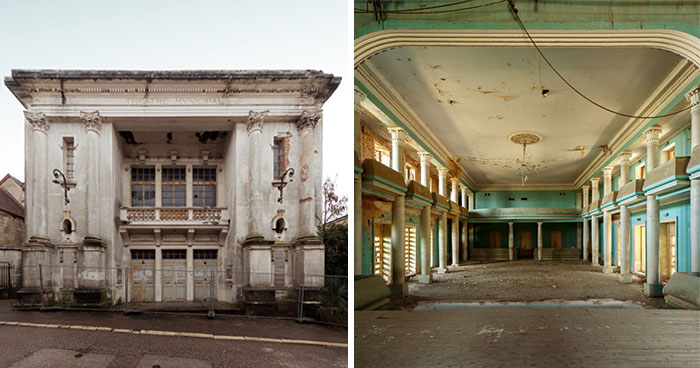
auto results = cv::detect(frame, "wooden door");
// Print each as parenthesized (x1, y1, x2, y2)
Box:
(550, 231, 562, 249)
(519, 231, 532, 257)
(489, 232, 501, 248)
(194, 250, 217, 301)
(130, 250, 155, 302)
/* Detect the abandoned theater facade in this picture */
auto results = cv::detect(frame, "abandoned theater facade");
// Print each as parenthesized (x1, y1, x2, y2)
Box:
(5, 69, 339, 304)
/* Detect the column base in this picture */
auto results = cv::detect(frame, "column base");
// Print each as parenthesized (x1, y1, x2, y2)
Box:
(449, 263, 459, 268)
(537, 249, 542, 261)
(602, 266, 614, 273)
(437, 267, 447, 274)
(389, 283, 408, 298)
(416, 274, 432, 284)
(644, 283, 663, 298)
(618, 273, 633, 283)
(508, 248, 513, 261)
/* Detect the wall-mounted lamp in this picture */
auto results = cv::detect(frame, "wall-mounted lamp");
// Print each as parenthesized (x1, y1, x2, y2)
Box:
(51, 168, 71, 205)
(272, 168, 294, 203)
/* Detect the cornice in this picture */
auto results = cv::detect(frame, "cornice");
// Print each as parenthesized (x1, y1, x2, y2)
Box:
(474, 183, 577, 191)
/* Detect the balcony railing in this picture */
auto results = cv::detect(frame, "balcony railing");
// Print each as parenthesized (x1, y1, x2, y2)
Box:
(120, 207, 229, 224)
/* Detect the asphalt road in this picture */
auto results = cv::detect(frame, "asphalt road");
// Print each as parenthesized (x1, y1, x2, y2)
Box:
(0, 303, 347, 367)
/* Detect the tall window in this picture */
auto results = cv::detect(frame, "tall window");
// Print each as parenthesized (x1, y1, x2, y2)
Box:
(131, 168, 155, 207)
(374, 143, 390, 166)
(162, 168, 186, 207)
(193, 168, 216, 208)
(273, 138, 285, 179)
(63, 137, 75, 180)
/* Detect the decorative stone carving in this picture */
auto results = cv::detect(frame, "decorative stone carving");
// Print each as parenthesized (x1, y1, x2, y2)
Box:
(354, 88, 366, 112)
(247, 110, 268, 133)
(80, 111, 102, 133)
(296, 110, 321, 131)
(24, 111, 49, 133)
(644, 126, 662, 144)
(387, 127, 407, 144)
(418, 151, 432, 163)
(686, 84, 700, 110)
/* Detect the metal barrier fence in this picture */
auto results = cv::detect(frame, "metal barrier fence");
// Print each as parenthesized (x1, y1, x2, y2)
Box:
(0, 264, 21, 299)
(12, 264, 347, 327)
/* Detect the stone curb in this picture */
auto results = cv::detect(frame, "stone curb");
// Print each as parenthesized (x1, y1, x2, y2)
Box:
(0, 320, 347, 348)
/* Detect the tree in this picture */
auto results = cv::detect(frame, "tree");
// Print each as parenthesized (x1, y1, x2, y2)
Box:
(318, 175, 348, 276)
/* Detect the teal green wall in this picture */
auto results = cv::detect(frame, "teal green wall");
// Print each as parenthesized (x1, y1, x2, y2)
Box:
(474, 223, 508, 249)
(475, 190, 577, 209)
(474, 222, 577, 249)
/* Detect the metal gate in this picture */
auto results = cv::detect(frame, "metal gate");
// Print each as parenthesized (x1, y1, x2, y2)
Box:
(162, 249, 186, 301)
(194, 249, 217, 301)
(130, 250, 155, 302)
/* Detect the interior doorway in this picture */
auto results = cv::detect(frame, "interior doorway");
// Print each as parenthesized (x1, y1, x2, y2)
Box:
(633, 224, 646, 274)
(659, 221, 677, 283)
(519, 231, 532, 258)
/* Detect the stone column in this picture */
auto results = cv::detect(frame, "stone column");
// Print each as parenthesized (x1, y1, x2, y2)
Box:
(460, 185, 468, 209)
(297, 110, 321, 238)
(451, 215, 459, 267)
(438, 211, 447, 273)
(618, 151, 633, 282)
(388, 127, 406, 180)
(468, 190, 475, 211)
(461, 216, 468, 262)
(508, 222, 514, 261)
(582, 185, 590, 209)
(155, 247, 163, 302)
(247, 110, 268, 238)
(450, 178, 459, 203)
(537, 222, 543, 260)
(583, 216, 590, 261)
(354, 90, 365, 275)
(438, 168, 448, 196)
(591, 216, 599, 266)
(591, 178, 600, 203)
(81, 112, 103, 238)
(418, 205, 432, 283)
(644, 126, 663, 297)
(687, 86, 700, 272)
(602, 167, 614, 273)
(418, 152, 431, 187)
(25, 112, 49, 238)
(186, 247, 194, 301)
(391, 194, 406, 296)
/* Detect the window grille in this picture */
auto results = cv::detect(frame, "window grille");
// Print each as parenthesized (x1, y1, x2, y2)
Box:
(194, 249, 217, 259)
(162, 250, 186, 259)
(273, 138, 285, 179)
(63, 138, 75, 179)
(404, 226, 417, 275)
(131, 250, 155, 259)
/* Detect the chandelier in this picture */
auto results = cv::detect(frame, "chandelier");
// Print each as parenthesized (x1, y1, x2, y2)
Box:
(509, 132, 542, 186)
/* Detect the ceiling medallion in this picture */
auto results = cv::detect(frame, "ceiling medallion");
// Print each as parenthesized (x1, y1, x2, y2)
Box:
(508, 132, 543, 186)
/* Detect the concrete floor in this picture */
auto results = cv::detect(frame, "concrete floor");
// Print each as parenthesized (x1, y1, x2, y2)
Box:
(355, 309, 700, 367)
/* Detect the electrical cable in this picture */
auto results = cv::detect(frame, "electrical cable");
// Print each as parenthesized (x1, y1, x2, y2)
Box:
(507, 0, 698, 119)
(356, 0, 506, 14)
(358, 0, 478, 13)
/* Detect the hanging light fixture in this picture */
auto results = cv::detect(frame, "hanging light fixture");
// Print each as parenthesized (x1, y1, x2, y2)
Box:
(509, 132, 542, 185)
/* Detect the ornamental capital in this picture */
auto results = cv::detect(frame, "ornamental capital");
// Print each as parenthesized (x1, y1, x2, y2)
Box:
(354, 88, 366, 112)
(582, 184, 590, 190)
(602, 166, 614, 177)
(387, 127, 407, 144)
(685, 84, 700, 107)
(24, 111, 49, 133)
(437, 167, 449, 176)
(590, 177, 600, 185)
(80, 111, 102, 133)
(247, 110, 268, 134)
(417, 151, 432, 162)
(643, 126, 662, 144)
(296, 110, 321, 131)
(618, 151, 632, 164)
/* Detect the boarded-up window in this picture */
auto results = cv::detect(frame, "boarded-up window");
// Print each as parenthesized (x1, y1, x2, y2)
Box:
(489, 232, 501, 248)
(373, 224, 391, 283)
(550, 231, 562, 248)
(404, 226, 417, 275)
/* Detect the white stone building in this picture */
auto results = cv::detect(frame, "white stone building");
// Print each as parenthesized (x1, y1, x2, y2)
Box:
(4, 70, 340, 304)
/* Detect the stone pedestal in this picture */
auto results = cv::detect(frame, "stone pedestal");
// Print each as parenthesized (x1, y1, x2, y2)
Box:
(242, 237, 274, 288)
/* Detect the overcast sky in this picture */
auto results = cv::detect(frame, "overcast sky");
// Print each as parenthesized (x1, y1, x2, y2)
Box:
(0, 0, 351, 198)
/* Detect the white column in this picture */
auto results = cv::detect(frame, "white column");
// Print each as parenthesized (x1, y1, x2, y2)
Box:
(185, 164, 193, 208)
(508, 222, 514, 261)
(583, 216, 590, 261)
(644, 126, 663, 297)
(25, 112, 49, 238)
(460, 185, 468, 208)
(468, 190, 475, 211)
(438, 168, 448, 197)
(155, 247, 162, 302)
(591, 216, 599, 266)
(186, 247, 194, 301)
(461, 216, 468, 262)
(451, 216, 459, 267)
(354, 90, 365, 276)
(450, 178, 459, 203)
(418, 152, 431, 187)
(418, 205, 432, 283)
(687, 86, 700, 272)
(391, 195, 406, 296)
(602, 167, 613, 273)
(247, 110, 267, 238)
(80, 111, 102, 238)
(438, 211, 447, 273)
(537, 222, 543, 261)
(591, 178, 600, 203)
(297, 111, 321, 238)
(618, 151, 632, 282)
(582, 185, 590, 209)
(388, 127, 406, 179)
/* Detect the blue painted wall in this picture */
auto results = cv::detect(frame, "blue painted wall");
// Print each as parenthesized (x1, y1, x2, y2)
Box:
(475, 190, 577, 209)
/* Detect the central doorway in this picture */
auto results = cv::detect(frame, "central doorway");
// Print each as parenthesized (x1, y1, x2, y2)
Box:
(519, 231, 532, 258)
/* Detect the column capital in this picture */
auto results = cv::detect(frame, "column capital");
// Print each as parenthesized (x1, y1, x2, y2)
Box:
(644, 126, 662, 144)
(247, 110, 268, 133)
(618, 151, 632, 163)
(418, 151, 432, 162)
(354, 88, 366, 112)
(449, 177, 459, 185)
(437, 167, 449, 176)
(508, 222, 513, 226)
(537, 221, 543, 226)
(459, 184, 467, 191)
(602, 166, 614, 178)
(24, 111, 49, 133)
(685, 84, 700, 107)
(296, 110, 321, 131)
(80, 110, 102, 134)
(387, 127, 408, 144)
(582, 184, 590, 190)
(590, 177, 600, 185)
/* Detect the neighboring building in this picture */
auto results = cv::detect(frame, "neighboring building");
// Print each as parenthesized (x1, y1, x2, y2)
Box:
(5, 69, 340, 304)
(0, 174, 25, 291)
(353, 0, 699, 299)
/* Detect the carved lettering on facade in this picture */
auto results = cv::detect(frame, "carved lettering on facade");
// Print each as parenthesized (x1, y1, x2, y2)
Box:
(125, 97, 223, 105)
